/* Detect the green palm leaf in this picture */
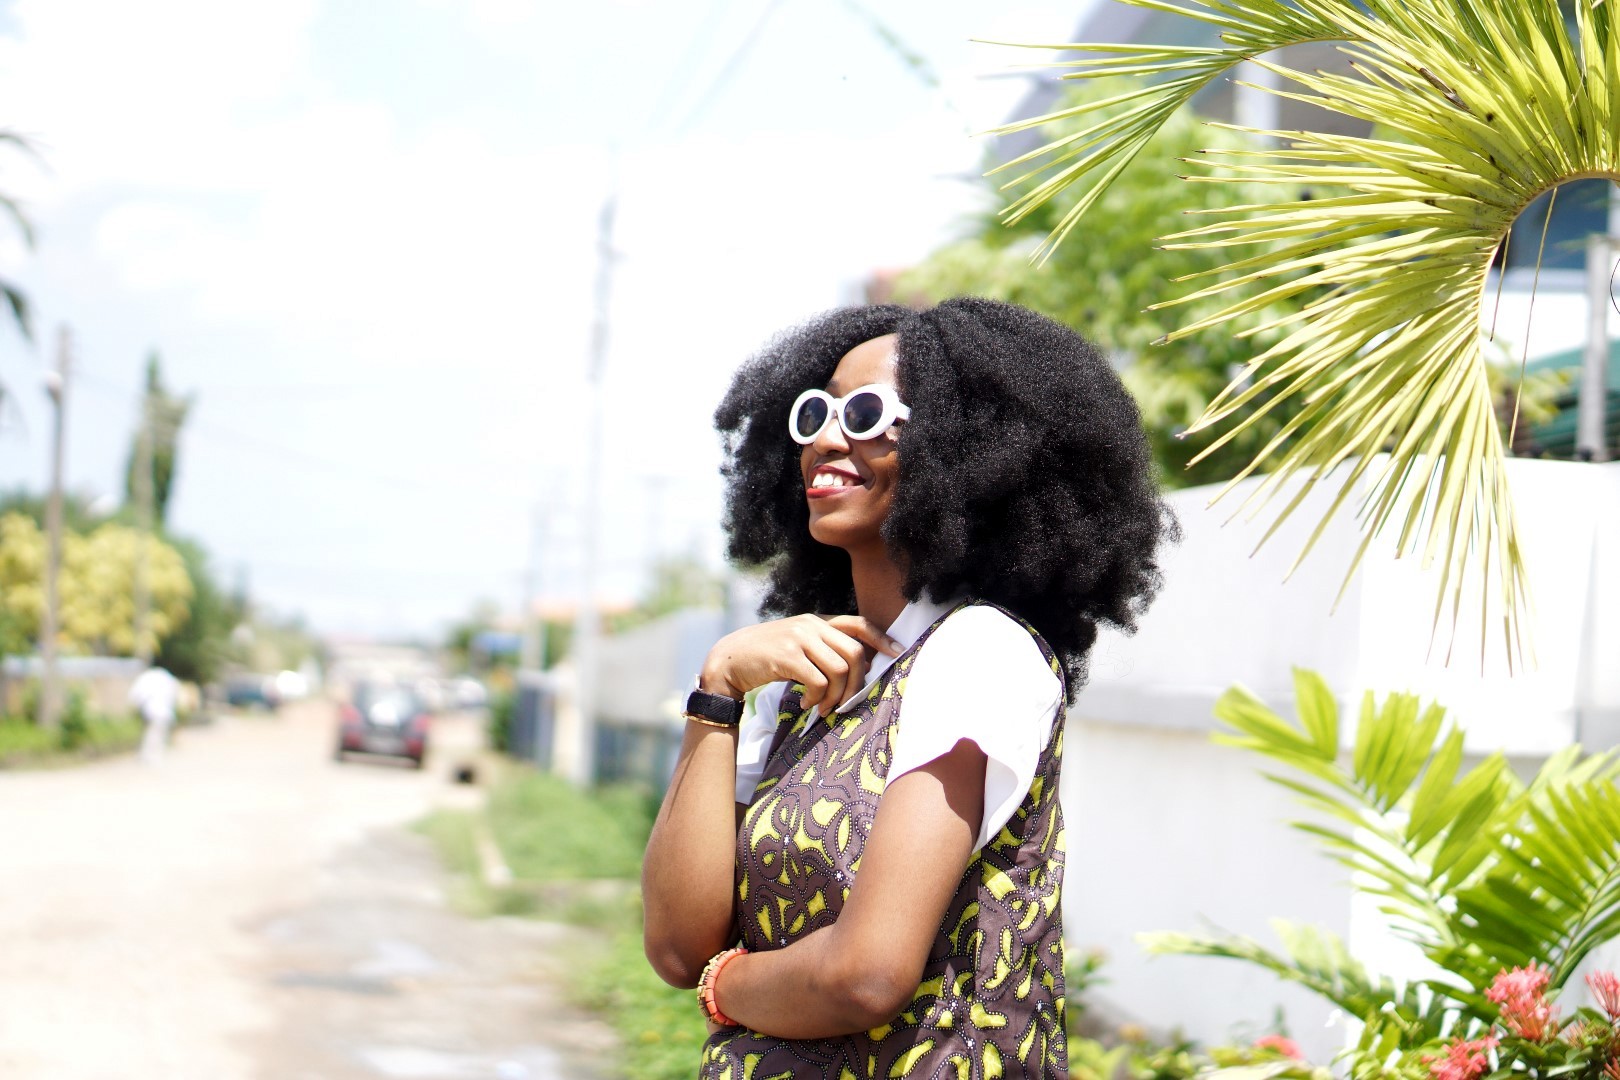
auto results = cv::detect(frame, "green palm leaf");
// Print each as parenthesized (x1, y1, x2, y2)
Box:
(991, 0, 1620, 664)
(1189, 670, 1620, 1012)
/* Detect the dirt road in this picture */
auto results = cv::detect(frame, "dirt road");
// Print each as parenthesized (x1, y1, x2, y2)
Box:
(0, 702, 616, 1080)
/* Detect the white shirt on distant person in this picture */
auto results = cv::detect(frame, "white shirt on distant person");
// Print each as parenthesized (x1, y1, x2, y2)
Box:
(733, 596, 1064, 851)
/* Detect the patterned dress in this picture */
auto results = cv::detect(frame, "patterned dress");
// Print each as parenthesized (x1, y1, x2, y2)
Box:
(700, 602, 1068, 1080)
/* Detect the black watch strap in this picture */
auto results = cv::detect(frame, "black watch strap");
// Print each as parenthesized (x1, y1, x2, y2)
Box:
(685, 686, 744, 727)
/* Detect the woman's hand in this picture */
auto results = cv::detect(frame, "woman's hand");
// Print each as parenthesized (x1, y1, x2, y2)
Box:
(700, 615, 902, 717)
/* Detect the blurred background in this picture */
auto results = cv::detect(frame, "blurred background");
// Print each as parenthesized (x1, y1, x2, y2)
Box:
(2, 0, 1618, 1078)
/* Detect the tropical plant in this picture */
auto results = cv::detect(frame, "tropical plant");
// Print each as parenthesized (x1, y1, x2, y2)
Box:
(990, 0, 1620, 664)
(1140, 669, 1620, 1074)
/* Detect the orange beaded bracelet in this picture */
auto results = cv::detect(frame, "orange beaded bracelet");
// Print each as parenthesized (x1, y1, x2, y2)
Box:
(697, 945, 747, 1027)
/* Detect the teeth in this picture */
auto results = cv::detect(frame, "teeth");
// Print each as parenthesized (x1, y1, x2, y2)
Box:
(812, 471, 857, 489)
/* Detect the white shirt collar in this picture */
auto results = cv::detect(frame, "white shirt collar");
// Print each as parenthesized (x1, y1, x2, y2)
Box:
(831, 593, 962, 713)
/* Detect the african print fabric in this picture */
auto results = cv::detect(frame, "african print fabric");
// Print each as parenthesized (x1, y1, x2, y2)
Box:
(699, 601, 1068, 1080)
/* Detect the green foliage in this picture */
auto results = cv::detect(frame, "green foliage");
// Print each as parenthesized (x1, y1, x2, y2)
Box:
(124, 353, 192, 527)
(487, 769, 656, 881)
(1142, 669, 1620, 1066)
(156, 537, 244, 684)
(901, 89, 1314, 489)
(0, 690, 143, 765)
(990, 0, 1620, 661)
(578, 928, 709, 1080)
(487, 690, 514, 754)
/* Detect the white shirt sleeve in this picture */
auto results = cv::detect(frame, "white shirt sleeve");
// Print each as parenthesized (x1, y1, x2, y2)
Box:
(734, 681, 789, 805)
(887, 606, 1064, 851)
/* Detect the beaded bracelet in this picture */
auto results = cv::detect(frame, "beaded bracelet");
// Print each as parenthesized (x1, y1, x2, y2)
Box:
(697, 945, 747, 1027)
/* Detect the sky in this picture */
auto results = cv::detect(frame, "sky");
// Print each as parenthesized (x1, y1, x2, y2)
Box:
(0, 0, 1092, 639)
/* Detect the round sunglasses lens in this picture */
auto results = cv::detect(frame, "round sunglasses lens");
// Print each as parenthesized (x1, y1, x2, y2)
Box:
(842, 391, 886, 436)
(794, 397, 829, 439)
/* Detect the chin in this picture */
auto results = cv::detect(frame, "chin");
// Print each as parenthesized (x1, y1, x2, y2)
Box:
(808, 513, 881, 551)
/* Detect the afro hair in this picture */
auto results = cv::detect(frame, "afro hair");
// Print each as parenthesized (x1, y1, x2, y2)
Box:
(714, 297, 1174, 697)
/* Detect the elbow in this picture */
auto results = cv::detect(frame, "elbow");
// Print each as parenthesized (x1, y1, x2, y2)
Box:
(642, 932, 706, 990)
(828, 957, 920, 1031)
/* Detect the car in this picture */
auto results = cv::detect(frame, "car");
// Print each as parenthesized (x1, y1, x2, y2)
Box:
(224, 673, 281, 711)
(334, 683, 430, 768)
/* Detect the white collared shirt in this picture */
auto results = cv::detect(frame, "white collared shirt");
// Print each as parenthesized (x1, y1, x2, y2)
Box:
(733, 597, 1064, 850)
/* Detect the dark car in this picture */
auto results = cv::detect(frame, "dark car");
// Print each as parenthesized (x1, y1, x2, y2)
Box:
(334, 683, 429, 768)
(224, 673, 281, 711)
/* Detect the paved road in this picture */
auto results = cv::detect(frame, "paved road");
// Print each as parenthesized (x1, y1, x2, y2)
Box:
(0, 701, 617, 1080)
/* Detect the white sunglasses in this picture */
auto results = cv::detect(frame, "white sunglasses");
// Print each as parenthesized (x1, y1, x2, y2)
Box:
(788, 383, 911, 445)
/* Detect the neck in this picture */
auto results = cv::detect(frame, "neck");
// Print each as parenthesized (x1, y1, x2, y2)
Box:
(848, 547, 908, 631)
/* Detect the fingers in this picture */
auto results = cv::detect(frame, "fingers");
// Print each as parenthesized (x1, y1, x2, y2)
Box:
(824, 615, 903, 658)
(799, 637, 850, 716)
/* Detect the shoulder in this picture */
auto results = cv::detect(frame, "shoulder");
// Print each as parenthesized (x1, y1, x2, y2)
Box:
(910, 603, 1057, 691)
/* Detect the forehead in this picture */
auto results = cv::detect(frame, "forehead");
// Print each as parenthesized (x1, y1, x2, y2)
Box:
(826, 334, 898, 393)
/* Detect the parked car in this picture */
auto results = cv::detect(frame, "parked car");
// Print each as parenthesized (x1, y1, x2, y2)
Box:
(224, 673, 281, 711)
(334, 683, 429, 768)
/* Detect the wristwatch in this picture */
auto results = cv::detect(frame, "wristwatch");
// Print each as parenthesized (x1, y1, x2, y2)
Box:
(684, 680, 745, 728)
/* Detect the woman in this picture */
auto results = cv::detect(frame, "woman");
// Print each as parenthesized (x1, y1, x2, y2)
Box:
(642, 298, 1170, 1078)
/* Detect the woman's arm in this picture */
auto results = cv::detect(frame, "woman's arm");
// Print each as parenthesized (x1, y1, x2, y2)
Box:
(709, 738, 987, 1037)
(642, 615, 900, 988)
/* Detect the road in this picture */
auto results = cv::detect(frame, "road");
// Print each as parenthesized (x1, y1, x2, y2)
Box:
(0, 701, 617, 1080)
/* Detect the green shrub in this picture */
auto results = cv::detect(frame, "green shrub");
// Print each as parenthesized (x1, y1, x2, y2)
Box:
(578, 927, 708, 1080)
(488, 690, 514, 754)
(486, 768, 655, 881)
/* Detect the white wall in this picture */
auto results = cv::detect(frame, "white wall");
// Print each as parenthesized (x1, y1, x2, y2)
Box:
(1067, 457, 1620, 1055)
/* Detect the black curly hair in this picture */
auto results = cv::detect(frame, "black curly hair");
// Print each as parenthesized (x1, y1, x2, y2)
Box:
(714, 297, 1174, 697)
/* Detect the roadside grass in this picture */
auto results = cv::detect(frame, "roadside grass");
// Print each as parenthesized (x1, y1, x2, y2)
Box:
(416, 764, 705, 1080)
(0, 713, 143, 768)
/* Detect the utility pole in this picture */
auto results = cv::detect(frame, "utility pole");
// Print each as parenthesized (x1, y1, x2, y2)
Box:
(132, 388, 155, 662)
(1577, 230, 1615, 462)
(38, 327, 71, 732)
(570, 194, 616, 786)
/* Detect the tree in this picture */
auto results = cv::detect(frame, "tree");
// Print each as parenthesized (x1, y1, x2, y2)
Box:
(992, 0, 1620, 662)
(124, 353, 192, 527)
(0, 511, 192, 657)
(155, 538, 243, 684)
(901, 94, 1316, 488)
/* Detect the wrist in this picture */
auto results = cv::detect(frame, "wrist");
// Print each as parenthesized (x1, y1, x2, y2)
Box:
(697, 946, 747, 1028)
(697, 665, 741, 700)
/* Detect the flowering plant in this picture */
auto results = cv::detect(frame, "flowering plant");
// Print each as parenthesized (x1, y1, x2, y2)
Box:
(1414, 968, 1620, 1080)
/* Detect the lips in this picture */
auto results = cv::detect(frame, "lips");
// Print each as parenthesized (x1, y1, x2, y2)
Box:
(806, 463, 864, 498)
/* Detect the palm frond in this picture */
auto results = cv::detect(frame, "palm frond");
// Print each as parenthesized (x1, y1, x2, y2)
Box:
(993, 0, 1620, 663)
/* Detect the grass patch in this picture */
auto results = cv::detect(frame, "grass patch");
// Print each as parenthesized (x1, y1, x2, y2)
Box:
(486, 768, 657, 880)
(417, 763, 706, 1080)
(578, 927, 709, 1080)
(0, 712, 143, 768)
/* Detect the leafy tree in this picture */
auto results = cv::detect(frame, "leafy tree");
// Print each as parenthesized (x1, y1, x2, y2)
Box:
(901, 93, 1314, 488)
(990, 0, 1620, 659)
(123, 352, 193, 527)
(155, 538, 243, 683)
(0, 511, 192, 656)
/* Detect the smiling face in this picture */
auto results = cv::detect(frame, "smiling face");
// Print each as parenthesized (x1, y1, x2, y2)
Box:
(800, 334, 903, 554)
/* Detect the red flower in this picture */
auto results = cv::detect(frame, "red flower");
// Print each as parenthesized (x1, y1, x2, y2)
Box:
(1424, 1036, 1499, 1080)
(1603, 1060, 1620, 1080)
(1588, 971, 1620, 1022)
(1255, 1035, 1303, 1060)
(1487, 965, 1561, 1041)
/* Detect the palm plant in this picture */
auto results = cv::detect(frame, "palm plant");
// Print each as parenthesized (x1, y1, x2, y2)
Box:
(989, 0, 1620, 665)
(1140, 669, 1620, 1072)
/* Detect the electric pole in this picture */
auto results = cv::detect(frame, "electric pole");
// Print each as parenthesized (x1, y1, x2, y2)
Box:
(38, 327, 71, 732)
(570, 193, 616, 786)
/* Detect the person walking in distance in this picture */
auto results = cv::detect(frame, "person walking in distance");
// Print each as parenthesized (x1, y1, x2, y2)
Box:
(128, 663, 181, 765)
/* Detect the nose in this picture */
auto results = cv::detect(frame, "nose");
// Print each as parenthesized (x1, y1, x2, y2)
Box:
(810, 410, 851, 456)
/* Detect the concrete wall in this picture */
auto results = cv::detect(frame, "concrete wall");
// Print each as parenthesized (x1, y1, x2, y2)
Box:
(1070, 457, 1620, 1054)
